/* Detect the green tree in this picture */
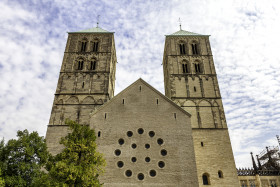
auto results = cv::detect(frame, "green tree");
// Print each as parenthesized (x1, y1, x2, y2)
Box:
(0, 130, 49, 187)
(46, 120, 106, 186)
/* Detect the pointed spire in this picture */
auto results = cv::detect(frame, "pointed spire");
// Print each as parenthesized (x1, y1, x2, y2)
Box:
(251, 152, 258, 172)
(178, 18, 182, 30)
(97, 15, 100, 28)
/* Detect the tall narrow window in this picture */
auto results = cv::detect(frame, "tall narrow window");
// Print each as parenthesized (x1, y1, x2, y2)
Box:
(78, 60, 84, 70)
(202, 173, 210, 185)
(93, 42, 99, 52)
(182, 64, 189, 73)
(90, 61, 96, 70)
(81, 41, 87, 52)
(179, 44, 186, 55)
(194, 63, 202, 73)
(191, 43, 198, 55)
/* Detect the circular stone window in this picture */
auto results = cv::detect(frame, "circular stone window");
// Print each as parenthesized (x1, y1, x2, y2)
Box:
(161, 149, 167, 156)
(131, 157, 137, 162)
(127, 131, 133, 137)
(125, 170, 132, 177)
(118, 138, 124, 145)
(138, 173, 144, 180)
(145, 144, 150, 149)
(138, 128, 144, 134)
(158, 161, 165, 168)
(145, 157, 150, 162)
(157, 138, 164, 145)
(149, 131, 155, 137)
(115, 149, 121, 156)
(149, 170, 156, 177)
(131, 143, 137, 149)
(117, 161, 124, 168)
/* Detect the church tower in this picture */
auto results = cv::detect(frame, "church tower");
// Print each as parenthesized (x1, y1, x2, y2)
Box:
(46, 26, 117, 154)
(162, 29, 239, 186)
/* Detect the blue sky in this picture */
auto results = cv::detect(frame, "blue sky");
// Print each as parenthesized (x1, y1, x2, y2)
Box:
(0, 0, 280, 168)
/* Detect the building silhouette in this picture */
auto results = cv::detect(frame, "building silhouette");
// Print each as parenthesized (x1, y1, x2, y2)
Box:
(46, 26, 274, 186)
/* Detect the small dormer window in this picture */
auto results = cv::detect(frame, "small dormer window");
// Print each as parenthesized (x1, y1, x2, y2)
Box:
(81, 41, 87, 52)
(191, 43, 199, 55)
(93, 41, 99, 52)
(77, 60, 84, 70)
(179, 44, 186, 55)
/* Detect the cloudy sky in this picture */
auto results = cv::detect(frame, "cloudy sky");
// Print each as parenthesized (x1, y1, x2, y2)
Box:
(1, 0, 280, 168)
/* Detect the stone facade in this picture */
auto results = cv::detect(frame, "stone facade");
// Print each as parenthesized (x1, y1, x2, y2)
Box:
(162, 30, 239, 186)
(46, 27, 240, 186)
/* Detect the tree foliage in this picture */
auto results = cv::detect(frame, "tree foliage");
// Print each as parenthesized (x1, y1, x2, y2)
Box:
(46, 120, 106, 186)
(0, 130, 49, 187)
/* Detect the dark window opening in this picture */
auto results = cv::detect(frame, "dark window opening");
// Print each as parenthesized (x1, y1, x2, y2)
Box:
(90, 61, 96, 70)
(201, 142, 204, 147)
(98, 131, 101, 137)
(131, 143, 137, 149)
(138, 128, 144, 134)
(149, 170, 156, 177)
(195, 63, 202, 73)
(161, 149, 167, 156)
(125, 170, 132, 177)
(139, 86, 142, 91)
(156, 99, 159, 105)
(115, 149, 121, 156)
(149, 131, 155, 137)
(81, 41, 87, 52)
(145, 144, 150, 149)
(82, 82, 84, 88)
(93, 42, 99, 52)
(174, 113, 176, 119)
(105, 113, 107, 119)
(218, 171, 223, 178)
(179, 44, 186, 55)
(191, 43, 198, 55)
(127, 131, 133, 137)
(138, 173, 144, 180)
(118, 138, 124, 145)
(158, 161, 165, 168)
(131, 157, 137, 162)
(122, 99, 125, 104)
(202, 174, 210, 185)
(117, 161, 124, 168)
(194, 86, 197, 92)
(145, 157, 150, 162)
(157, 138, 164, 145)
(78, 60, 84, 70)
(182, 64, 189, 73)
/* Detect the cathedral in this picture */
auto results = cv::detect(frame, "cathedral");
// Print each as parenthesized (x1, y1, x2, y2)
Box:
(46, 26, 245, 186)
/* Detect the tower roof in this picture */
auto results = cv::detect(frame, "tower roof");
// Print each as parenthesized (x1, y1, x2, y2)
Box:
(68, 27, 114, 34)
(166, 29, 209, 36)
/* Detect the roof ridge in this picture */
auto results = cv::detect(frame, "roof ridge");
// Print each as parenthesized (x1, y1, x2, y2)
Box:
(68, 27, 114, 34)
(166, 29, 209, 36)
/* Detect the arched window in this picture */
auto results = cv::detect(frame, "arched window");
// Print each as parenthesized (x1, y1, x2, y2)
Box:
(80, 38, 88, 52)
(182, 60, 190, 73)
(202, 173, 210, 185)
(179, 41, 186, 55)
(90, 61, 97, 70)
(77, 59, 84, 70)
(194, 61, 203, 73)
(191, 42, 199, 55)
(218, 170, 223, 178)
(92, 40, 99, 52)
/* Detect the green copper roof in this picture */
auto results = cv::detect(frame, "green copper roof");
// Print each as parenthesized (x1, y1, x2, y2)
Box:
(166, 29, 209, 36)
(68, 27, 114, 34)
